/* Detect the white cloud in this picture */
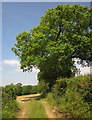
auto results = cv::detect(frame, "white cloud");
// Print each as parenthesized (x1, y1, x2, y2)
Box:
(16, 68, 23, 72)
(3, 59, 20, 66)
(76, 66, 90, 75)
(3, 59, 21, 72)
(3, 59, 40, 73)
(73, 58, 91, 76)
(32, 67, 40, 73)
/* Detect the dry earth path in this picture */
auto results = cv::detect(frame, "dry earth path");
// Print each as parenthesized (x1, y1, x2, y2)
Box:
(16, 94, 40, 118)
(40, 100, 58, 118)
(16, 94, 59, 118)
(17, 101, 30, 118)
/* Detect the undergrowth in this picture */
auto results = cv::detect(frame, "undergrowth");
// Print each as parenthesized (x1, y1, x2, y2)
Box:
(47, 74, 92, 118)
(2, 85, 19, 118)
(28, 100, 47, 118)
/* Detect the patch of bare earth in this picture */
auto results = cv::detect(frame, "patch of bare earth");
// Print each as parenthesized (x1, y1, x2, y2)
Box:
(17, 101, 30, 118)
(41, 100, 59, 118)
(41, 100, 70, 119)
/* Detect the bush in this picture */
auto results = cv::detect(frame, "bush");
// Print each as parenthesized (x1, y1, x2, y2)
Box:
(50, 75, 92, 118)
(16, 83, 23, 96)
(40, 83, 50, 98)
(31, 85, 39, 94)
(2, 84, 18, 118)
(52, 79, 67, 102)
(2, 99, 18, 118)
(46, 93, 57, 107)
(22, 85, 32, 95)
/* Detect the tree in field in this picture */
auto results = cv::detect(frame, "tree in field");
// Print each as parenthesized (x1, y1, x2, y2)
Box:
(16, 83, 23, 96)
(12, 4, 92, 87)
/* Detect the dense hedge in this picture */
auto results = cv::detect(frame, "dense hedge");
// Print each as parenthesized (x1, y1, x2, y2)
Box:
(51, 74, 92, 118)
(2, 84, 18, 118)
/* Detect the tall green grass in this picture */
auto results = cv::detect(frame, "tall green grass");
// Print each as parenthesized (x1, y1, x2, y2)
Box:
(28, 100, 47, 118)
(46, 93, 57, 107)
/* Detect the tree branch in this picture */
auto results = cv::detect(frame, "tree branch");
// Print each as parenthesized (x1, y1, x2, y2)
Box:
(56, 25, 62, 41)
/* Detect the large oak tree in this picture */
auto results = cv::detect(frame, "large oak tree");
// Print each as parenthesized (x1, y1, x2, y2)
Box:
(12, 4, 92, 87)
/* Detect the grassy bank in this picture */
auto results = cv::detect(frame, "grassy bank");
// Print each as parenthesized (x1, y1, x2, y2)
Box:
(28, 100, 47, 118)
(46, 74, 92, 118)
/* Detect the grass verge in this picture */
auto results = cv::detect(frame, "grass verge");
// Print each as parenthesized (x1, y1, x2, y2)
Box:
(28, 100, 47, 118)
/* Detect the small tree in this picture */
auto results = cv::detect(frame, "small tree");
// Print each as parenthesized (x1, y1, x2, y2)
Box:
(16, 83, 23, 96)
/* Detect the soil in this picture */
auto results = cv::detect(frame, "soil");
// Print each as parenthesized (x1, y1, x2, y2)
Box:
(17, 101, 30, 118)
(16, 94, 63, 118)
(16, 94, 40, 118)
(40, 100, 58, 118)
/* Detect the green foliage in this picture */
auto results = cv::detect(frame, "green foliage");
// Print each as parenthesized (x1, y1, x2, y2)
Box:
(2, 84, 18, 118)
(21, 85, 40, 95)
(52, 79, 67, 103)
(16, 83, 23, 96)
(50, 75, 92, 118)
(12, 4, 92, 86)
(41, 84, 50, 98)
(28, 100, 47, 118)
(2, 84, 17, 100)
(2, 99, 18, 118)
(37, 80, 46, 93)
(46, 93, 57, 107)
(31, 85, 39, 94)
(22, 85, 32, 95)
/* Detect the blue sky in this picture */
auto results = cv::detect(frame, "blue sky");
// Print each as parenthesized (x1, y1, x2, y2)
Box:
(1, 2, 90, 86)
(1, 1, 91, 2)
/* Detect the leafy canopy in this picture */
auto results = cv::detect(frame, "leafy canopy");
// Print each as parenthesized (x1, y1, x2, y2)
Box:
(12, 4, 92, 85)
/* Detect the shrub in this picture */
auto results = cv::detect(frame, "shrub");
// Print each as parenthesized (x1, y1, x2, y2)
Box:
(2, 84, 18, 118)
(50, 75, 92, 118)
(22, 85, 32, 95)
(52, 79, 67, 103)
